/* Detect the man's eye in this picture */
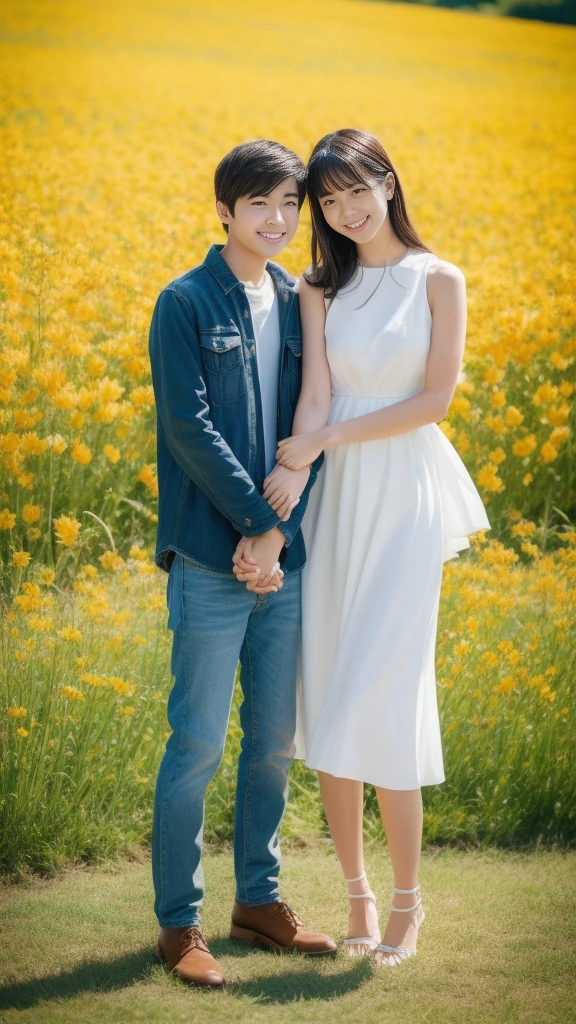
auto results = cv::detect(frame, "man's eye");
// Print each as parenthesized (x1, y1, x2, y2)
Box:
(285, 201, 297, 206)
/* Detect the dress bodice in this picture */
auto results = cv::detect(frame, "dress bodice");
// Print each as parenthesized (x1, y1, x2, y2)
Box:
(325, 252, 436, 402)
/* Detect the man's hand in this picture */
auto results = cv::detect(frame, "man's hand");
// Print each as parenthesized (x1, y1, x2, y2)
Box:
(263, 464, 310, 520)
(232, 527, 286, 591)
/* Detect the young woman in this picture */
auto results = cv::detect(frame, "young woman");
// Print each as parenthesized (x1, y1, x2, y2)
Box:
(270, 129, 490, 965)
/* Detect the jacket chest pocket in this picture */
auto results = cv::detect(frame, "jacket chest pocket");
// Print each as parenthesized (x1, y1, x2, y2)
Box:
(199, 329, 246, 407)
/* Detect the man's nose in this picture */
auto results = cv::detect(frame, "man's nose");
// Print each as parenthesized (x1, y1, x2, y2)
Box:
(266, 207, 285, 225)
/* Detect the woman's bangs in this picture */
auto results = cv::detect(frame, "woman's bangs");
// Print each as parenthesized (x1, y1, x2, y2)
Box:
(308, 151, 374, 200)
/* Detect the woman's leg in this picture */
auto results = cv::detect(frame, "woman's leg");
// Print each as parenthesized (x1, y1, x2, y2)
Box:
(318, 771, 380, 944)
(375, 787, 425, 957)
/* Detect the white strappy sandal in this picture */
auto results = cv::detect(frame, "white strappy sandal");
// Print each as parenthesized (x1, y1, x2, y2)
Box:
(342, 872, 380, 956)
(374, 884, 425, 966)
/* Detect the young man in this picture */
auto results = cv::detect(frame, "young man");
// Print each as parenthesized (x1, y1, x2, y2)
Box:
(148, 140, 335, 988)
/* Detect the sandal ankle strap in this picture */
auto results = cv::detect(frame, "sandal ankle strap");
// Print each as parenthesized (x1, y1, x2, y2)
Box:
(344, 873, 367, 883)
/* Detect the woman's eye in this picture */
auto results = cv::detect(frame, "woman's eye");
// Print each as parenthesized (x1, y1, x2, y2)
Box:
(351, 188, 364, 195)
(323, 199, 334, 207)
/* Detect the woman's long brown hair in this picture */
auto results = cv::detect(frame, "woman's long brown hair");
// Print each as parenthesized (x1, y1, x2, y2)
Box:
(305, 129, 429, 298)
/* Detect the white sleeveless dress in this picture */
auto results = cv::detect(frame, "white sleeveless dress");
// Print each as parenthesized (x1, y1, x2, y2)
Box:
(294, 252, 490, 789)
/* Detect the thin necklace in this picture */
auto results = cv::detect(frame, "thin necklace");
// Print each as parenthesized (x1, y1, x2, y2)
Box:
(357, 244, 410, 269)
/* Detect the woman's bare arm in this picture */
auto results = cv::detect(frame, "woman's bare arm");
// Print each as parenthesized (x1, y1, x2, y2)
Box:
(276, 262, 466, 470)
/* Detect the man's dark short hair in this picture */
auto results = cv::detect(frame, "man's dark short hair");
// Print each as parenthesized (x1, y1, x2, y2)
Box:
(215, 140, 307, 232)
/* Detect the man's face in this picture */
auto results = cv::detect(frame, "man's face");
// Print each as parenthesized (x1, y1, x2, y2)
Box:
(217, 176, 300, 257)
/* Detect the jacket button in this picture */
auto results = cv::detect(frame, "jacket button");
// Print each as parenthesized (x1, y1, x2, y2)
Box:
(244, 518, 252, 526)
(243, 310, 250, 319)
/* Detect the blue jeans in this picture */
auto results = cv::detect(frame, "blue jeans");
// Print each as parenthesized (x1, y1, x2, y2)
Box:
(152, 553, 302, 928)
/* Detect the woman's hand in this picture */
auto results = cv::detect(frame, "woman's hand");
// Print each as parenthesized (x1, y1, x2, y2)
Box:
(276, 430, 326, 472)
(263, 464, 310, 519)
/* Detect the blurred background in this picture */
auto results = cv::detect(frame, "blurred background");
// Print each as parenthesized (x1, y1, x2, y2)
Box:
(0, 0, 574, 876)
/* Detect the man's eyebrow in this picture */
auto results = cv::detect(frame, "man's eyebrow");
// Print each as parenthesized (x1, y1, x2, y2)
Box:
(283, 191, 299, 198)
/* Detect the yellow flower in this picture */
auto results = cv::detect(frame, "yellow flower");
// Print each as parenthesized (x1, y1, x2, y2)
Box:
(80, 672, 108, 687)
(540, 441, 558, 464)
(119, 705, 136, 715)
(99, 549, 124, 571)
(480, 651, 498, 667)
(7, 706, 27, 718)
(549, 352, 568, 370)
(130, 385, 154, 407)
(488, 447, 506, 465)
(512, 434, 537, 457)
(58, 626, 83, 641)
(137, 464, 159, 497)
(129, 545, 149, 561)
(22, 503, 42, 523)
(40, 569, 56, 583)
(50, 434, 68, 454)
(54, 514, 81, 546)
(0, 432, 20, 453)
(0, 508, 16, 530)
(60, 685, 85, 701)
(20, 431, 49, 455)
(28, 614, 53, 632)
(504, 406, 524, 426)
(12, 551, 31, 567)
(511, 520, 537, 538)
(71, 439, 92, 465)
(477, 463, 504, 493)
(522, 473, 533, 486)
(16, 727, 29, 738)
(490, 390, 506, 409)
(110, 677, 133, 694)
(103, 444, 121, 463)
(533, 382, 558, 405)
(493, 676, 516, 694)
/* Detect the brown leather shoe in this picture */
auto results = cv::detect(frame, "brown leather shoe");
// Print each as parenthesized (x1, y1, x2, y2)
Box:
(230, 898, 337, 955)
(156, 926, 225, 986)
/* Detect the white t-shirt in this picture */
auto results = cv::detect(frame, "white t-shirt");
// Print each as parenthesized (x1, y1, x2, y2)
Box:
(244, 272, 281, 476)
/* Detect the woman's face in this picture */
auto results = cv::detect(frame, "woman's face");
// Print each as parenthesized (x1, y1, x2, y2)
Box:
(318, 173, 394, 241)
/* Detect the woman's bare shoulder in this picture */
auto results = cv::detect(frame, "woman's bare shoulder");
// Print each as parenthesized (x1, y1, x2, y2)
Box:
(426, 257, 465, 287)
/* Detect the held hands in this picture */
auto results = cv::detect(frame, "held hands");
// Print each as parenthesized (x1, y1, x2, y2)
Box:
(232, 527, 286, 594)
(263, 463, 310, 519)
(276, 430, 325, 472)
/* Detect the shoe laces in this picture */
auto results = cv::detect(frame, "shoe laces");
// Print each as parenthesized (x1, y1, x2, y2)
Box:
(274, 900, 303, 929)
(181, 926, 209, 954)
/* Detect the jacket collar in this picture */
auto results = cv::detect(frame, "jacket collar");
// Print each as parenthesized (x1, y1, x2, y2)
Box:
(204, 244, 292, 302)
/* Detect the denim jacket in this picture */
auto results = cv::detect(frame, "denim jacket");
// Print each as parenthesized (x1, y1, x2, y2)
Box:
(149, 244, 322, 575)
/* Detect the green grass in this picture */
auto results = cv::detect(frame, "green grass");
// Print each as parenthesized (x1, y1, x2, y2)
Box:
(1, 847, 575, 1023)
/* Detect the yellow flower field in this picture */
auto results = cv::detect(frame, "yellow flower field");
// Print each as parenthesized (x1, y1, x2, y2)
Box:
(0, 0, 575, 871)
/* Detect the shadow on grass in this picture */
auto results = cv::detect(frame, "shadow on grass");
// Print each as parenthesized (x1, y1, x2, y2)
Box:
(233, 960, 373, 1003)
(0, 943, 373, 1010)
(0, 949, 155, 1012)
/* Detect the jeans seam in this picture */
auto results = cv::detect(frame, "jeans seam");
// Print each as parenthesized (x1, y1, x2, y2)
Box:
(158, 557, 201, 927)
(240, 627, 258, 903)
